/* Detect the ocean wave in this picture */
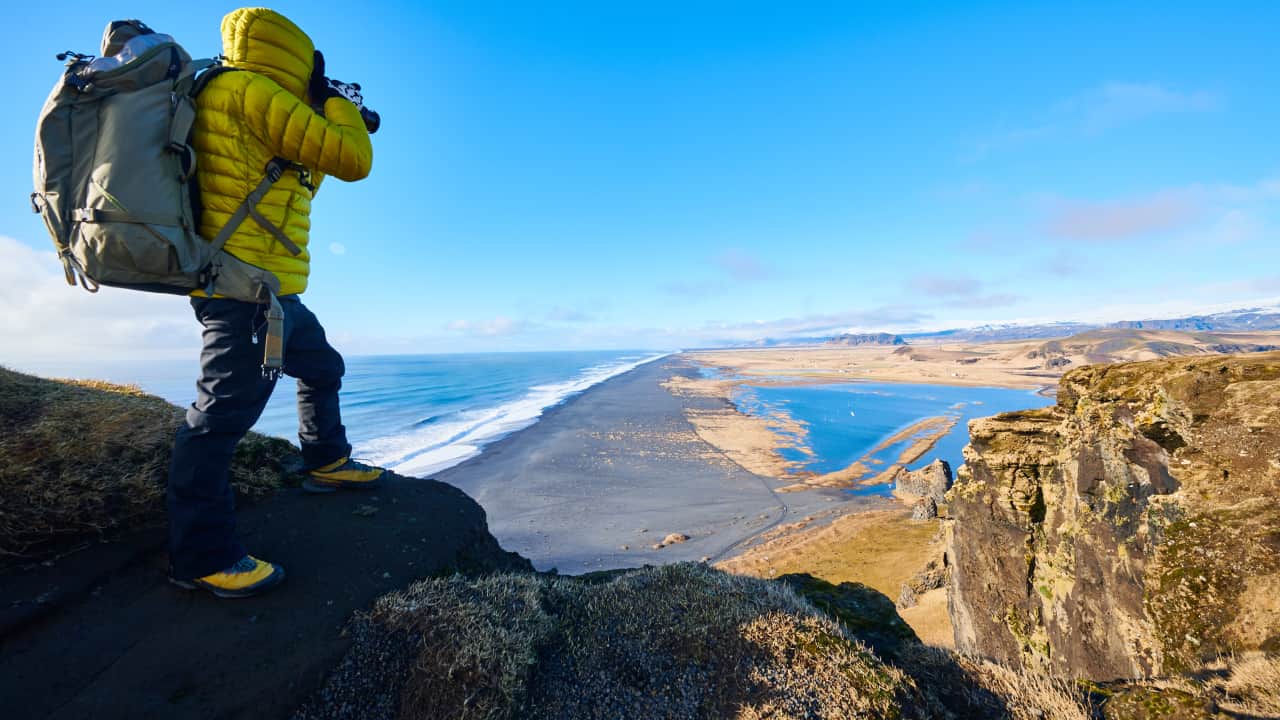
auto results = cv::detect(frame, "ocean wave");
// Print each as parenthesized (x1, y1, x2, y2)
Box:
(356, 353, 669, 477)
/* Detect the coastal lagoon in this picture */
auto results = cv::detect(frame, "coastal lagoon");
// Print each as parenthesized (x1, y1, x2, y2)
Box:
(732, 381, 1054, 494)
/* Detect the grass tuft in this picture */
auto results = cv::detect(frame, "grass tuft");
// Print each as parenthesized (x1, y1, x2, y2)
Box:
(367, 563, 927, 720)
(0, 366, 296, 565)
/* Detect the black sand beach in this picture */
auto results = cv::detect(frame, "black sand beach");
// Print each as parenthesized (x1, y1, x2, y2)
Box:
(435, 355, 884, 574)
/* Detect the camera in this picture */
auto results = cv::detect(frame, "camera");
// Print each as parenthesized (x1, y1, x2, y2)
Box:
(325, 77, 380, 134)
(310, 50, 380, 134)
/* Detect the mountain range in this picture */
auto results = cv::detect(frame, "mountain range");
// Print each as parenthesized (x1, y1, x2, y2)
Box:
(739, 304, 1280, 348)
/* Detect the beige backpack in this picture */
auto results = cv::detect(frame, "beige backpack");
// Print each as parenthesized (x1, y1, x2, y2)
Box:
(31, 19, 301, 374)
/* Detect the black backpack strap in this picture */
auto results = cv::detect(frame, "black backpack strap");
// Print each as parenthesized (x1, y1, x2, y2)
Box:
(190, 62, 238, 98)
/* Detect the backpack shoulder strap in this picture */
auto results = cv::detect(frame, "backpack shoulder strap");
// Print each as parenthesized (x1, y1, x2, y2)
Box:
(190, 62, 238, 98)
(167, 58, 222, 170)
(173, 57, 215, 95)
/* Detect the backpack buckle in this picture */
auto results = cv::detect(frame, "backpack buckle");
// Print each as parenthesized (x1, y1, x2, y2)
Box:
(295, 168, 315, 193)
(265, 159, 285, 183)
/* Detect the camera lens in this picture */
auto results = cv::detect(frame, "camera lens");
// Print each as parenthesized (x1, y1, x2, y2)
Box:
(362, 108, 380, 134)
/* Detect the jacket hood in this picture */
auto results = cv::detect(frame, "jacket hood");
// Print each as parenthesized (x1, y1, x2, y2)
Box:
(221, 7, 314, 99)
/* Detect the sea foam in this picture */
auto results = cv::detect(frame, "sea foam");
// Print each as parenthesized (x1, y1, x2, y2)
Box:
(356, 353, 668, 477)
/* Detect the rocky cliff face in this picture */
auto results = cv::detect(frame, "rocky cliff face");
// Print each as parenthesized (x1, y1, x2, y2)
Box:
(946, 352, 1280, 680)
(894, 459, 953, 505)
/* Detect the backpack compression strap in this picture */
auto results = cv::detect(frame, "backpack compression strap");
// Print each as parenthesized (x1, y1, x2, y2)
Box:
(206, 158, 305, 263)
(262, 292, 285, 378)
(204, 158, 307, 379)
(193, 63, 308, 258)
(168, 58, 214, 182)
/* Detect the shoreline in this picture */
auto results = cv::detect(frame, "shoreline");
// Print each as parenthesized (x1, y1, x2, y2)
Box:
(430, 349, 1020, 646)
(362, 352, 672, 477)
(432, 356, 874, 574)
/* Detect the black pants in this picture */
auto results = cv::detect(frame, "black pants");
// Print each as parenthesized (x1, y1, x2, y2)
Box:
(167, 296, 351, 579)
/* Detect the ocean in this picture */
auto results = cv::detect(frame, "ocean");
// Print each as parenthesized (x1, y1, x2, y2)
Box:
(98, 352, 1047, 487)
(134, 350, 667, 477)
(731, 381, 1054, 493)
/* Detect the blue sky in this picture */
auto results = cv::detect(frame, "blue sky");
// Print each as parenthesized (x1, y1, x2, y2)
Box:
(2, 1, 1278, 368)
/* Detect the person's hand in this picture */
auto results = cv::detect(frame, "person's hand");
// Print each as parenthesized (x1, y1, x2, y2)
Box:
(308, 50, 340, 110)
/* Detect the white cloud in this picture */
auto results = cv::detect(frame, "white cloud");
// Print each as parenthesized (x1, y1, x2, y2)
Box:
(329, 242, 347, 255)
(1037, 178, 1274, 245)
(446, 316, 528, 337)
(695, 306, 935, 342)
(659, 249, 774, 301)
(1207, 209, 1263, 244)
(545, 306, 593, 323)
(970, 82, 1219, 158)
(1041, 250, 1086, 277)
(948, 293, 1021, 309)
(1198, 276, 1280, 297)
(907, 273, 983, 297)
(1068, 83, 1218, 134)
(1044, 190, 1200, 241)
(660, 279, 725, 300)
(0, 236, 198, 371)
(714, 249, 771, 282)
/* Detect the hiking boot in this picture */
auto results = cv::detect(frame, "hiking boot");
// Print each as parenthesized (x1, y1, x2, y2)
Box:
(170, 555, 285, 598)
(303, 457, 387, 493)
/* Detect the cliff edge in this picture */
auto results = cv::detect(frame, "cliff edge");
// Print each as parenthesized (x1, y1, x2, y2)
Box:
(0, 368, 531, 719)
(947, 351, 1280, 679)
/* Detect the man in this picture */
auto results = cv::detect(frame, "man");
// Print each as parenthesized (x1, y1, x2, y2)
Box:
(167, 7, 383, 598)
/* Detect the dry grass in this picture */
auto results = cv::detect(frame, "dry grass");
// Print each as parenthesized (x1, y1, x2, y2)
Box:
(1111, 653, 1280, 712)
(326, 561, 1280, 720)
(372, 573, 554, 719)
(1218, 652, 1280, 716)
(716, 506, 955, 655)
(948, 652, 1280, 719)
(369, 563, 926, 720)
(0, 366, 296, 564)
(898, 588, 953, 648)
(956, 655, 1093, 720)
(717, 509, 939, 600)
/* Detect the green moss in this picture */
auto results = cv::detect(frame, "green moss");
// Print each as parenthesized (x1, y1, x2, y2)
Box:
(1101, 685, 1221, 719)
(777, 573, 919, 658)
(1146, 504, 1280, 673)
(1104, 481, 1130, 506)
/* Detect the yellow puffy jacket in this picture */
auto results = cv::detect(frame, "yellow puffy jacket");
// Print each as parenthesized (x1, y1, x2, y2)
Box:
(193, 7, 373, 296)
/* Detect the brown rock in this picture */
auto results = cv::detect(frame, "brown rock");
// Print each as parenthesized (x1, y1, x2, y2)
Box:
(897, 558, 946, 610)
(910, 497, 937, 520)
(946, 352, 1280, 680)
(895, 459, 953, 505)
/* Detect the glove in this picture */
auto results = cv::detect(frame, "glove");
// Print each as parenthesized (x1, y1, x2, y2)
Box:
(308, 50, 340, 109)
